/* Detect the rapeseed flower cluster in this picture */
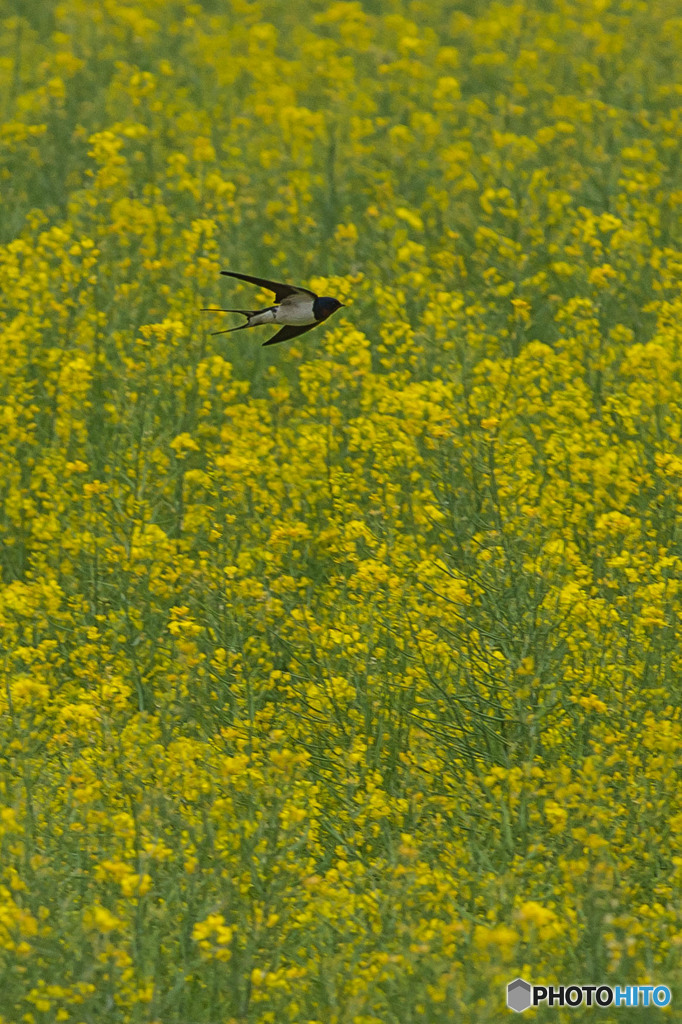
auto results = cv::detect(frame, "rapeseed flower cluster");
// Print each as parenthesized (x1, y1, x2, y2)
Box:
(1, 0, 682, 1020)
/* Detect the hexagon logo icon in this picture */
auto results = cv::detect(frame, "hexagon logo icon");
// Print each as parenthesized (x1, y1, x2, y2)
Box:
(507, 978, 532, 1012)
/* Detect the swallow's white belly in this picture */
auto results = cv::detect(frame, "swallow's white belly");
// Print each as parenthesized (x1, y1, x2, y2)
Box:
(248, 300, 316, 328)
(275, 301, 316, 326)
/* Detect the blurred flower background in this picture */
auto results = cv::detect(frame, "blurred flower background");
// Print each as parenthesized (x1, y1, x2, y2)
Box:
(1, 0, 682, 1020)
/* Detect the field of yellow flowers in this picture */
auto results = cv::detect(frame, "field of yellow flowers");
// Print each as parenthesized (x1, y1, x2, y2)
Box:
(1, 0, 682, 1020)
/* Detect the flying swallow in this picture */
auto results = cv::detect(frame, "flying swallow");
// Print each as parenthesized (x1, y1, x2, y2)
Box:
(202, 270, 344, 346)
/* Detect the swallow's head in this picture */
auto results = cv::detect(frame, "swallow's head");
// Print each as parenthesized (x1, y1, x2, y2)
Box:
(313, 296, 344, 321)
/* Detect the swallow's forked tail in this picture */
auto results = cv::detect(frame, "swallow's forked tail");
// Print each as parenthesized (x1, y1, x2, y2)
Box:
(200, 307, 256, 336)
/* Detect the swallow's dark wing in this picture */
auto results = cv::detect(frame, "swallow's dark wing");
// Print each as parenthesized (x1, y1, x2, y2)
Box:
(220, 270, 316, 302)
(262, 322, 318, 347)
